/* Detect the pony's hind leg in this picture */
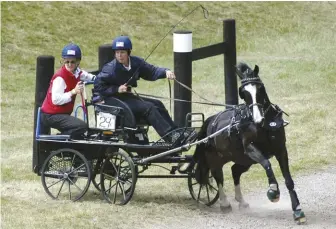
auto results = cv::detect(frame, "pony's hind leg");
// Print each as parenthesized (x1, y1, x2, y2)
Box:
(211, 168, 232, 213)
(245, 143, 280, 202)
(231, 163, 251, 209)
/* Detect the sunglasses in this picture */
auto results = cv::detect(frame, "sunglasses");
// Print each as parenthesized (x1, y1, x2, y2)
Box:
(64, 60, 77, 64)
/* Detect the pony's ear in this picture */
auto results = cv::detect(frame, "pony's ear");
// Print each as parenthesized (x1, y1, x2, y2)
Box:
(254, 65, 259, 75)
(235, 66, 245, 79)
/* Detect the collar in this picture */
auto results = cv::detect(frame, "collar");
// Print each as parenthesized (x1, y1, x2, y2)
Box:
(74, 67, 82, 78)
(62, 65, 81, 78)
(123, 57, 131, 71)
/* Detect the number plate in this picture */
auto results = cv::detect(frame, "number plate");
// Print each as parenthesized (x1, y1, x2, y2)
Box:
(96, 112, 116, 130)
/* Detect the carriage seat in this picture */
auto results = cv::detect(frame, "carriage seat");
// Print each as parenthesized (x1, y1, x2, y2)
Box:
(93, 96, 150, 128)
(35, 107, 71, 141)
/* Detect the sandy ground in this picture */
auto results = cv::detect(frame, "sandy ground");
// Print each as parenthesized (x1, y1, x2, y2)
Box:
(2, 166, 335, 229)
(138, 166, 336, 229)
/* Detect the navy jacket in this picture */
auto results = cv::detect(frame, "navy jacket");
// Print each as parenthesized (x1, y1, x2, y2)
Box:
(93, 56, 168, 99)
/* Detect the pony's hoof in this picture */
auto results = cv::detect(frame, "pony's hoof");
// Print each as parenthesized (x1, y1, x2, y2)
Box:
(220, 205, 232, 213)
(267, 189, 280, 202)
(239, 202, 250, 209)
(293, 210, 306, 225)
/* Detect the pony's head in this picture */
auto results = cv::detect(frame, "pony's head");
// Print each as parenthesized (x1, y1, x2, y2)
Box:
(236, 63, 270, 124)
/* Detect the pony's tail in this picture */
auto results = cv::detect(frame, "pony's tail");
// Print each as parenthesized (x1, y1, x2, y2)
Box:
(194, 118, 211, 185)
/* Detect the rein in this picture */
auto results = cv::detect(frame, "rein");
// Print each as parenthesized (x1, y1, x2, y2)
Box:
(173, 78, 235, 108)
(127, 76, 237, 112)
(264, 103, 289, 118)
(127, 90, 228, 107)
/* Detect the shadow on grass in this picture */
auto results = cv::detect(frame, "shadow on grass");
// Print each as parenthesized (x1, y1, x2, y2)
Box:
(79, 188, 204, 210)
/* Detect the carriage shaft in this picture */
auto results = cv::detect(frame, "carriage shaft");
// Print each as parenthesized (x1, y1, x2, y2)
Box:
(138, 124, 233, 164)
(137, 175, 189, 178)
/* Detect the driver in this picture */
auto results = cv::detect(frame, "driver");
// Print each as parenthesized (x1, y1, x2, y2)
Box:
(93, 35, 196, 144)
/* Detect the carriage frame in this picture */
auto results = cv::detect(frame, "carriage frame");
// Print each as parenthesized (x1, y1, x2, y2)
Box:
(34, 81, 226, 205)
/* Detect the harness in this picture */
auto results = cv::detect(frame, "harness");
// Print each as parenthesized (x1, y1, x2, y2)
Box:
(209, 104, 253, 148)
(262, 103, 289, 143)
(208, 101, 289, 149)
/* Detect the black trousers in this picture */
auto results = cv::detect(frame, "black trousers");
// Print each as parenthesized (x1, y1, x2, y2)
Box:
(105, 94, 177, 137)
(41, 112, 88, 138)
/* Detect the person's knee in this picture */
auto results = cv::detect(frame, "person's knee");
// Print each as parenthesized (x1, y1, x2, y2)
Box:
(153, 100, 165, 109)
(155, 99, 164, 105)
(74, 119, 88, 132)
(143, 103, 157, 115)
(40, 113, 51, 126)
(79, 121, 88, 130)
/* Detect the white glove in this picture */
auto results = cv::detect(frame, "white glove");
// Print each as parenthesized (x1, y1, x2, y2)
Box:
(166, 70, 176, 80)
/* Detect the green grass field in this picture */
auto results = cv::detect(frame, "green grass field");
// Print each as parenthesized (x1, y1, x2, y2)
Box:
(1, 2, 336, 228)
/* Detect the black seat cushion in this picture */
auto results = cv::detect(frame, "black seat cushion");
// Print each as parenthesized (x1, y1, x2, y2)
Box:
(93, 96, 150, 128)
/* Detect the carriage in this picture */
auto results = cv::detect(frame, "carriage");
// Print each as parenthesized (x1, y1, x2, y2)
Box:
(33, 81, 219, 205)
(33, 63, 306, 224)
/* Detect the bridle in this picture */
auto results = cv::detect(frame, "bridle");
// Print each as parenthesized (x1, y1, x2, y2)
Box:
(240, 80, 289, 128)
(239, 77, 265, 122)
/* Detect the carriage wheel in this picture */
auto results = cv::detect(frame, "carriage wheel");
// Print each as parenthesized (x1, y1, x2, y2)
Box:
(100, 150, 137, 205)
(122, 150, 139, 177)
(93, 150, 137, 193)
(91, 158, 104, 191)
(41, 148, 91, 201)
(187, 162, 219, 206)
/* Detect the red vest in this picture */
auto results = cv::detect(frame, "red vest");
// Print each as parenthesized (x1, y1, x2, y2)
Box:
(41, 66, 80, 114)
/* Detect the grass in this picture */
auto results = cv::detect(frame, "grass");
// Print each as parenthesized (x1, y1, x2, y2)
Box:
(1, 1, 336, 228)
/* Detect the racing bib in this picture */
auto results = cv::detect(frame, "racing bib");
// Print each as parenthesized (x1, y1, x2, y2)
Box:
(96, 112, 116, 130)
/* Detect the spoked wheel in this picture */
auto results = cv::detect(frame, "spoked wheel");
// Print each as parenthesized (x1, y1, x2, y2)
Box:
(100, 150, 137, 205)
(41, 148, 91, 201)
(188, 162, 219, 206)
(91, 158, 104, 191)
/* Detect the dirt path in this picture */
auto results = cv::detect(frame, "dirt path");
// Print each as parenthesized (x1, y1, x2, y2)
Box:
(139, 166, 336, 229)
(2, 166, 336, 229)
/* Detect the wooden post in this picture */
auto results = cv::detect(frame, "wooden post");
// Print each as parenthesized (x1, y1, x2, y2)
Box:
(173, 31, 192, 127)
(32, 55, 54, 173)
(224, 19, 238, 107)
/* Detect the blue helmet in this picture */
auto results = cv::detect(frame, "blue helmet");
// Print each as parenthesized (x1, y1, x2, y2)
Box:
(112, 36, 132, 50)
(61, 43, 82, 60)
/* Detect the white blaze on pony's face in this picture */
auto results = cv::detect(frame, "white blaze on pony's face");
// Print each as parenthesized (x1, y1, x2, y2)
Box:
(244, 84, 264, 123)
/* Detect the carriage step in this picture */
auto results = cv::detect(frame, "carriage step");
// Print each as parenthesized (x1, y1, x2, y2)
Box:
(37, 134, 71, 140)
(170, 166, 178, 174)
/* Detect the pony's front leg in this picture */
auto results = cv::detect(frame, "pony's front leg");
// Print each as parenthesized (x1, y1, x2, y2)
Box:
(245, 143, 280, 202)
(275, 148, 306, 224)
(211, 169, 232, 213)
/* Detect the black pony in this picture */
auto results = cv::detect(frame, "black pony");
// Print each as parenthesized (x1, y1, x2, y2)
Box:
(193, 63, 306, 224)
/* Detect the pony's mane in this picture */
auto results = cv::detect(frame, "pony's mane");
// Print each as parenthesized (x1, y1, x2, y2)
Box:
(237, 62, 253, 76)
(237, 62, 262, 85)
